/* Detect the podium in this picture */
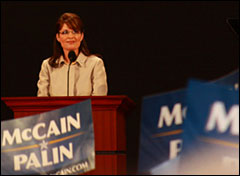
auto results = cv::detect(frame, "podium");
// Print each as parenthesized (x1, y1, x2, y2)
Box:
(1, 96, 135, 175)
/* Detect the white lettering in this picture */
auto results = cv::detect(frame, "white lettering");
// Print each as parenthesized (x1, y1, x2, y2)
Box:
(26, 152, 41, 169)
(32, 123, 46, 140)
(169, 139, 182, 159)
(158, 103, 183, 128)
(13, 143, 73, 171)
(22, 128, 32, 141)
(2, 113, 81, 146)
(67, 113, 81, 131)
(52, 147, 59, 164)
(60, 143, 73, 162)
(2, 129, 22, 146)
(47, 120, 61, 138)
(234, 83, 238, 90)
(42, 150, 53, 167)
(206, 102, 239, 135)
(54, 161, 89, 175)
(14, 154, 28, 171)
(60, 117, 67, 134)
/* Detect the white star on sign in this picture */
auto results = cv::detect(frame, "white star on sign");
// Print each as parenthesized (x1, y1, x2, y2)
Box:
(39, 140, 48, 150)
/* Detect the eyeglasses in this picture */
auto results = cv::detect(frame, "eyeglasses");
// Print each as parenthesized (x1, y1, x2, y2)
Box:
(59, 30, 80, 35)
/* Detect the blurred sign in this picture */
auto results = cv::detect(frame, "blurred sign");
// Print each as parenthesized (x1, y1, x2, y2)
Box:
(138, 70, 239, 174)
(179, 80, 239, 175)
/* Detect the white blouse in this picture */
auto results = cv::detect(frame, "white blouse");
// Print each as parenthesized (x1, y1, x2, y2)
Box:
(37, 52, 108, 96)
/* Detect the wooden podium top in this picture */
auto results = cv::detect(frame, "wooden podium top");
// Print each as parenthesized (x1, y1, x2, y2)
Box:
(1, 95, 135, 115)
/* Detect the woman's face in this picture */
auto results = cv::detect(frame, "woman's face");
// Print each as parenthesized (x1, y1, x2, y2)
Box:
(56, 23, 84, 54)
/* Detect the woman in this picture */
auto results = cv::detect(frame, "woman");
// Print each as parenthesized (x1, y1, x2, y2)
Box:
(37, 12, 108, 96)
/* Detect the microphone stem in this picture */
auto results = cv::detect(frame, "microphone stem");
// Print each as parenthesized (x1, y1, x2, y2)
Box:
(67, 63, 71, 96)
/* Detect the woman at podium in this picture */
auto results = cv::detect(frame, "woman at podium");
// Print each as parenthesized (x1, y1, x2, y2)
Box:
(37, 12, 108, 96)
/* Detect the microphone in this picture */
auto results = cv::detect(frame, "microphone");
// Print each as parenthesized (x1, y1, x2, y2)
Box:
(68, 50, 77, 64)
(67, 51, 77, 96)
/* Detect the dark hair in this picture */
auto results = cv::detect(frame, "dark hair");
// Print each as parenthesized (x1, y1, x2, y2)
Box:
(49, 12, 92, 67)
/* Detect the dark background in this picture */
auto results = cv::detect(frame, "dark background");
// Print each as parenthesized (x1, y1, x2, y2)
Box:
(1, 1, 239, 174)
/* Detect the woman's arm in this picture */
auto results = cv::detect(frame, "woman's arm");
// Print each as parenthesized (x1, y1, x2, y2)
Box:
(37, 59, 50, 96)
(91, 58, 108, 96)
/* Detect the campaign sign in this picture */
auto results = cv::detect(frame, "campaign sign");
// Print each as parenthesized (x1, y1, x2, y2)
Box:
(1, 99, 95, 175)
(138, 71, 239, 174)
(179, 80, 239, 175)
(138, 89, 186, 173)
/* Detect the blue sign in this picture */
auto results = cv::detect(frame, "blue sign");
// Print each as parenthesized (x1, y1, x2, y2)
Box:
(138, 70, 239, 174)
(1, 99, 95, 175)
(179, 80, 239, 175)
(138, 89, 186, 173)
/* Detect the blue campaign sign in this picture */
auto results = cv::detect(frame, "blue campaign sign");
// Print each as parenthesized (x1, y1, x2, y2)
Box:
(1, 99, 95, 175)
(138, 70, 239, 174)
(179, 80, 239, 175)
(138, 89, 186, 173)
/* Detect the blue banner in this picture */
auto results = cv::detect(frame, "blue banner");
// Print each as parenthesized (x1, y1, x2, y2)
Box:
(138, 89, 186, 173)
(1, 99, 95, 175)
(138, 69, 239, 174)
(179, 80, 239, 175)
(149, 80, 239, 175)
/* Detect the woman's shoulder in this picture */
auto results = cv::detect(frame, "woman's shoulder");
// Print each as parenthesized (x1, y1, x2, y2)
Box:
(40, 57, 52, 67)
(87, 54, 103, 62)
(42, 57, 51, 62)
